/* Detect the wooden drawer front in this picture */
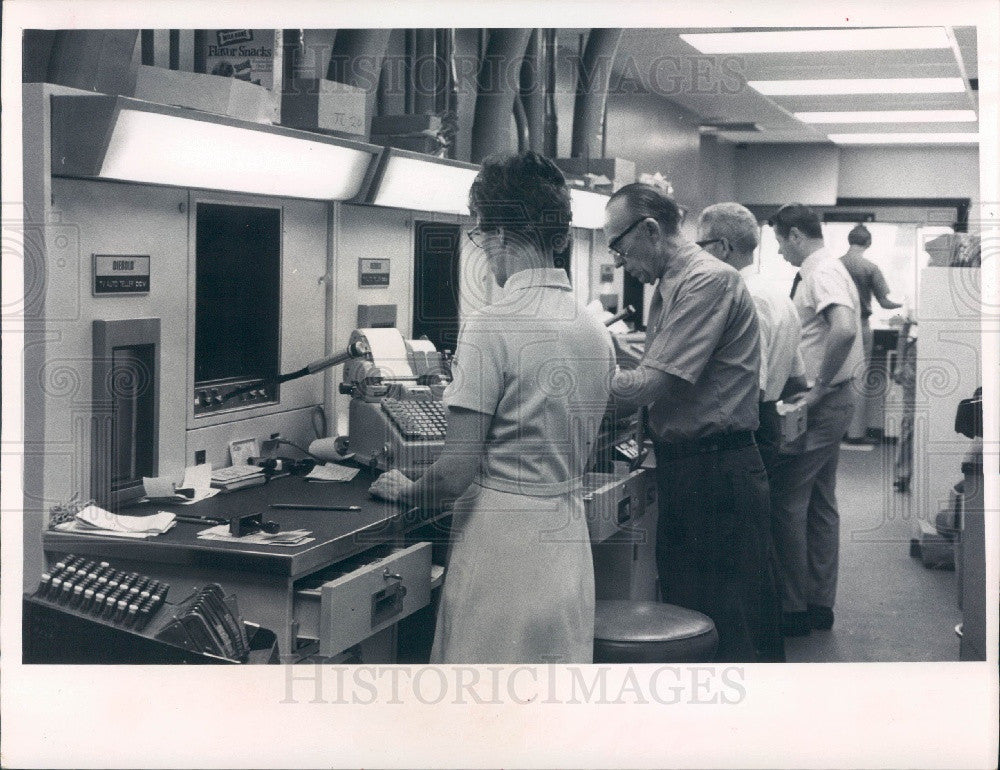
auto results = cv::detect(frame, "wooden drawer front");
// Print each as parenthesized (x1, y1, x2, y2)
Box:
(295, 542, 432, 658)
(584, 469, 651, 543)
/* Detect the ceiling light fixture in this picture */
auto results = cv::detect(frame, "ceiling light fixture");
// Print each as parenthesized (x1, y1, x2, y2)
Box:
(828, 132, 979, 144)
(681, 27, 951, 54)
(749, 78, 967, 96)
(796, 109, 978, 123)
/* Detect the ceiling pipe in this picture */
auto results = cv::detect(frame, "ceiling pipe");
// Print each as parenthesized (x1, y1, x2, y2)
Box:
(513, 94, 530, 152)
(571, 28, 623, 159)
(327, 29, 393, 90)
(542, 29, 558, 158)
(470, 28, 532, 163)
(413, 28, 438, 115)
(519, 30, 545, 153)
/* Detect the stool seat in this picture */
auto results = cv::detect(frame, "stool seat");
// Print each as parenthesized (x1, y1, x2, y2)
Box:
(594, 600, 718, 663)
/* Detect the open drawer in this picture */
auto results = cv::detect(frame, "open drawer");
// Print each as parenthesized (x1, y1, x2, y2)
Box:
(294, 542, 432, 657)
(583, 469, 656, 543)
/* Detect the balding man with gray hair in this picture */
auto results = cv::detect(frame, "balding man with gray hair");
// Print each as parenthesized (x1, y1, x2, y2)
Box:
(697, 203, 808, 473)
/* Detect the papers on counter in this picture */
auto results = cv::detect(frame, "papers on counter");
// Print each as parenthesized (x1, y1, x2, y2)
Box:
(140, 464, 220, 505)
(304, 463, 360, 483)
(51, 504, 176, 539)
(196, 525, 314, 546)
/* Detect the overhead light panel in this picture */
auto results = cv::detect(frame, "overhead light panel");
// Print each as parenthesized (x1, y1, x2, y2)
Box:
(681, 27, 950, 54)
(366, 149, 480, 216)
(749, 78, 967, 96)
(797, 109, 978, 123)
(50, 95, 379, 200)
(828, 132, 979, 144)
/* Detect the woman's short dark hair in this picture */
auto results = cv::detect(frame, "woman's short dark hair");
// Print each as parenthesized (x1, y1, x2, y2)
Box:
(607, 183, 683, 236)
(469, 151, 572, 263)
(768, 203, 823, 239)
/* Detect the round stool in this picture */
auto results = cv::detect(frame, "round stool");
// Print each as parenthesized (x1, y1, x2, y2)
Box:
(594, 600, 718, 663)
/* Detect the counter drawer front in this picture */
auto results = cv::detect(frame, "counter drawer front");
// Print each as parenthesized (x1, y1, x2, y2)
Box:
(584, 469, 651, 543)
(295, 542, 432, 658)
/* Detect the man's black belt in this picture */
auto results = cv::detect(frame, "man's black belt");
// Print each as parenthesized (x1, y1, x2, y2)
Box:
(655, 430, 756, 461)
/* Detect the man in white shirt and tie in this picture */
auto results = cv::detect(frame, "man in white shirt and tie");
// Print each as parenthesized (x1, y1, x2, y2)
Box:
(768, 203, 864, 637)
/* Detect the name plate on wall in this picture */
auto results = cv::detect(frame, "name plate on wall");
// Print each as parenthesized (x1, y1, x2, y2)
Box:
(358, 258, 390, 288)
(93, 255, 150, 295)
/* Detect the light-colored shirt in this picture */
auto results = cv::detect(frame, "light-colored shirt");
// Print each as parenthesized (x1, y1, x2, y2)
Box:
(794, 246, 864, 386)
(840, 251, 892, 319)
(641, 243, 761, 442)
(741, 267, 806, 402)
(443, 268, 615, 496)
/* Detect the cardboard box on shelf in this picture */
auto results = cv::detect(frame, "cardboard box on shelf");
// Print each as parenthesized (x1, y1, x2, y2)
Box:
(133, 65, 273, 124)
(280, 79, 367, 137)
(555, 157, 636, 192)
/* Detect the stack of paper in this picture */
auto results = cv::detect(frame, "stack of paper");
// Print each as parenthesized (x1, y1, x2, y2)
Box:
(304, 463, 360, 483)
(195, 525, 314, 547)
(51, 504, 176, 539)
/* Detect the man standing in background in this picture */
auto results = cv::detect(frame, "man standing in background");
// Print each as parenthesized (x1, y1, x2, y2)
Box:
(769, 204, 863, 637)
(839, 224, 903, 443)
(696, 202, 808, 475)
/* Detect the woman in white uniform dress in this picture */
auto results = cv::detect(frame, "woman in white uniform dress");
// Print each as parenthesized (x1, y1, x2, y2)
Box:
(370, 152, 615, 663)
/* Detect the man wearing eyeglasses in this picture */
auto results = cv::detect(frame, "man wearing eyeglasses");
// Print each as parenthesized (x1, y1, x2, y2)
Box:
(696, 202, 808, 474)
(605, 183, 783, 663)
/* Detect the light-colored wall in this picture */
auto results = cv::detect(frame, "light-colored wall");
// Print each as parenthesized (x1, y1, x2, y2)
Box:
(733, 143, 840, 206)
(837, 146, 980, 200)
(732, 144, 980, 205)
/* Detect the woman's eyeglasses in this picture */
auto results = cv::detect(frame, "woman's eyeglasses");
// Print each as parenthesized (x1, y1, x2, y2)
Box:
(467, 227, 492, 249)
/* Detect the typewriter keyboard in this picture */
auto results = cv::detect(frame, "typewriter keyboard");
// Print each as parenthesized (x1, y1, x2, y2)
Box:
(382, 399, 447, 441)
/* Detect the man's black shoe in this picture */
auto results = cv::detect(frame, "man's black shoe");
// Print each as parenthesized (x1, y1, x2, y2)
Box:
(782, 611, 811, 636)
(808, 604, 834, 630)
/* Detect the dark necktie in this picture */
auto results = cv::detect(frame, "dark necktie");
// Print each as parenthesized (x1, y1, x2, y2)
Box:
(790, 272, 802, 299)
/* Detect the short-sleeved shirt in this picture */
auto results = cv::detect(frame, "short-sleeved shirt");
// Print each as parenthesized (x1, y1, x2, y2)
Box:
(443, 268, 615, 496)
(795, 246, 865, 386)
(741, 268, 806, 402)
(641, 244, 761, 443)
(840, 251, 892, 319)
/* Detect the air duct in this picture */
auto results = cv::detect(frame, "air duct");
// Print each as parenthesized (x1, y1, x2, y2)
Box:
(470, 28, 532, 163)
(519, 30, 545, 152)
(327, 29, 393, 90)
(571, 28, 623, 159)
(542, 29, 558, 157)
(46, 30, 140, 95)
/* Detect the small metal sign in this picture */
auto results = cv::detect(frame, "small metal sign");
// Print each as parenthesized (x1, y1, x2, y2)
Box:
(93, 254, 150, 295)
(359, 258, 390, 288)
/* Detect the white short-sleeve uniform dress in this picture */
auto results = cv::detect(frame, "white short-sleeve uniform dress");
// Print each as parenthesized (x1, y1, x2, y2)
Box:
(430, 267, 615, 664)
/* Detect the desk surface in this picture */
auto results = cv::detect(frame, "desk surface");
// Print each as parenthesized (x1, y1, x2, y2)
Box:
(43, 471, 437, 578)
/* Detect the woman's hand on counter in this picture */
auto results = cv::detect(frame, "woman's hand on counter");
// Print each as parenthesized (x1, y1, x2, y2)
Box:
(369, 469, 415, 503)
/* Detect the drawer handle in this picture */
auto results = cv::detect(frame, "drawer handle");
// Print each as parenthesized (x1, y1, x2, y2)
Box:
(371, 573, 407, 627)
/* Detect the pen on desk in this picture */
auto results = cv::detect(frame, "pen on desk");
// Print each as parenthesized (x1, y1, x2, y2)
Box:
(174, 514, 229, 525)
(269, 503, 361, 511)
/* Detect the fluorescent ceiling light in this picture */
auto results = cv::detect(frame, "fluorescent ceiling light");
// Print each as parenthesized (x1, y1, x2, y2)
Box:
(828, 132, 979, 144)
(749, 78, 966, 95)
(569, 189, 610, 230)
(796, 109, 978, 123)
(101, 110, 374, 199)
(681, 27, 950, 54)
(372, 154, 479, 216)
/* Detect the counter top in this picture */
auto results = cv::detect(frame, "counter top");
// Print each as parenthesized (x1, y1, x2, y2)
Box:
(42, 470, 441, 578)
